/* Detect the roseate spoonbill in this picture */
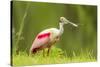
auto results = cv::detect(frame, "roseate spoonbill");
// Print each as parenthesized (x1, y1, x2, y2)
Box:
(29, 17, 78, 56)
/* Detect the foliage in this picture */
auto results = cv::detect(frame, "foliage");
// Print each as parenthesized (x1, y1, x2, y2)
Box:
(12, 47, 96, 66)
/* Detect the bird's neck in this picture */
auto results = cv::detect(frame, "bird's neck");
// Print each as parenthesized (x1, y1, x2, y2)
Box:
(59, 23, 64, 35)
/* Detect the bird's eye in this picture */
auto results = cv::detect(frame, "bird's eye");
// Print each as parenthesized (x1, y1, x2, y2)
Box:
(59, 20, 62, 23)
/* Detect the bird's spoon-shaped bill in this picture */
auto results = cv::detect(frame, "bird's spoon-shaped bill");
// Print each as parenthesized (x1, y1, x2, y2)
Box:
(68, 21, 78, 27)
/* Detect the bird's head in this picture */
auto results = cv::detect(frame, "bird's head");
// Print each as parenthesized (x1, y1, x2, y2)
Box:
(59, 17, 78, 27)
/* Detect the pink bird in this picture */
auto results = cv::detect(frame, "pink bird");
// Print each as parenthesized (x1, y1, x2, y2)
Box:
(29, 17, 78, 56)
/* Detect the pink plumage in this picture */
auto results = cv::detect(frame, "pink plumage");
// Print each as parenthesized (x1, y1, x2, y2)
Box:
(30, 32, 51, 53)
(37, 32, 50, 39)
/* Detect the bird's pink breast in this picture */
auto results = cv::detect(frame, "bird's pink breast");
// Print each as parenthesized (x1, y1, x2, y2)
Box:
(37, 32, 50, 39)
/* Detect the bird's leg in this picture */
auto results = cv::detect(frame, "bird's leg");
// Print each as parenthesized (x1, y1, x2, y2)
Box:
(29, 50, 31, 56)
(47, 46, 51, 56)
(43, 49, 45, 57)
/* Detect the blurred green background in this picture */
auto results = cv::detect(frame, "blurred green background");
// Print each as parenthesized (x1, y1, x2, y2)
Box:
(12, 1, 97, 58)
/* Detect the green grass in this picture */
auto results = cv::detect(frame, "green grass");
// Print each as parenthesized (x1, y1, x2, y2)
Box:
(12, 47, 96, 66)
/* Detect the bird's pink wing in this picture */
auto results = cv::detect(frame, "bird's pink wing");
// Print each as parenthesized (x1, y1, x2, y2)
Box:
(31, 32, 51, 49)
